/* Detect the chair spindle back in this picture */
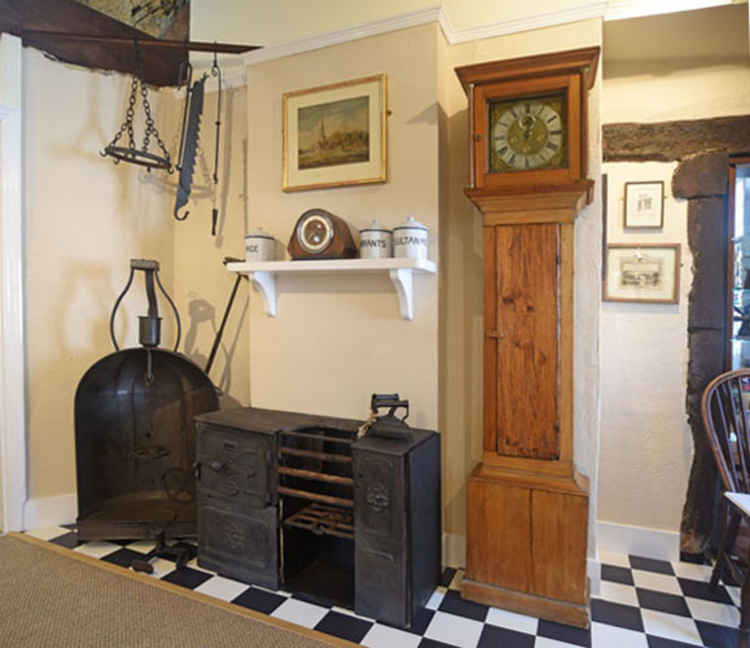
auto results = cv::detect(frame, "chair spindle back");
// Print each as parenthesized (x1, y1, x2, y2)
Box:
(702, 368, 750, 494)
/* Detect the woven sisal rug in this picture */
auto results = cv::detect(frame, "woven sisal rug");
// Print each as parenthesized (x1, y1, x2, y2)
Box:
(0, 533, 349, 647)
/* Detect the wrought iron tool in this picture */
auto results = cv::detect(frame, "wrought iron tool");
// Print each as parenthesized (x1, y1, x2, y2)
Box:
(100, 39, 172, 172)
(174, 61, 206, 221)
(173, 55, 224, 232)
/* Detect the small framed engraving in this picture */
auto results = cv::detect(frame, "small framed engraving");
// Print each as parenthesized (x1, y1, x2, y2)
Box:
(603, 243, 680, 304)
(624, 181, 664, 229)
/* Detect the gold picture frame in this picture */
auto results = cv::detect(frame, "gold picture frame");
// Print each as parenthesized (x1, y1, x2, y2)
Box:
(282, 74, 387, 192)
(603, 243, 681, 304)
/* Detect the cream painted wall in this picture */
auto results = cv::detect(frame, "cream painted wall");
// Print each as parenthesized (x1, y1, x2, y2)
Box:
(598, 3, 750, 535)
(598, 162, 692, 532)
(24, 48, 176, 500)
(171, 84, 250, 408)
(437, 20, 603, 552)
(244, 25, 439, 429)
(603, 5, 750, 123)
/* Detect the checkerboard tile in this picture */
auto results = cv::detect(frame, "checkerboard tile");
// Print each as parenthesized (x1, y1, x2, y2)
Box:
(29, 527, 745, 648)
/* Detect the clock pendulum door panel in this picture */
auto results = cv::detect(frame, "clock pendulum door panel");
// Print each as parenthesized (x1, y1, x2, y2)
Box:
(485, 223, 561, 460)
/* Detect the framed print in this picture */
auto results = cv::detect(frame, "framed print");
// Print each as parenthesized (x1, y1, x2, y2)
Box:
(603, 244, 680, 304)
(282, 74, 387, 192)
(624, 181, 664, 229)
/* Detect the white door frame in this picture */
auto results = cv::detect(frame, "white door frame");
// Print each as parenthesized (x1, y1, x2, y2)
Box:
(0, 33, 26, 533)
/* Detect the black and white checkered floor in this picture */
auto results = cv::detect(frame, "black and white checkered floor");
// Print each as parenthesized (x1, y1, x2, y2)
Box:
(28, 525, 742, 648)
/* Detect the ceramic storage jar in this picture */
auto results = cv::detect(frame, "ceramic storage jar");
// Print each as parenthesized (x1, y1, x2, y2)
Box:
(359, 219, 393, 259)
(393, 216, 429, 260)
(245, 227, 277, 262)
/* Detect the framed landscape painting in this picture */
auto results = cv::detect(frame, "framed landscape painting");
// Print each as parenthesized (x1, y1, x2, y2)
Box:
(282, 74, 387, 192)
(603, 243, 681, 304)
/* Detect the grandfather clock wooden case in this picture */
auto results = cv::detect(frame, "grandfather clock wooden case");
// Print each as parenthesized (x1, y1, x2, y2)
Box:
(455, 47, 599, 628)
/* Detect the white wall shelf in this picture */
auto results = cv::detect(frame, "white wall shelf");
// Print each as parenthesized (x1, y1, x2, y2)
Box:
(227, 257, 437, 320)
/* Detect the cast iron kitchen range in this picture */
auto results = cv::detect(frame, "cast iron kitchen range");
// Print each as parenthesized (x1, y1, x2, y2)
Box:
(193, 395, 440, 629)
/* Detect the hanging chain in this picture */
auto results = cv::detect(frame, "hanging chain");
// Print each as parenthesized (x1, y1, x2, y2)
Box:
(104, 71, 139, 152)
(100, 38, 172, 172)
(139, 80, 171, 166)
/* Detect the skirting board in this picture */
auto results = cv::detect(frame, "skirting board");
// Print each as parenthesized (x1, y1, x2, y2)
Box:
(596, 520, 680, 562)
(23, 494, 77, 531)
(442, 532, 601, 596)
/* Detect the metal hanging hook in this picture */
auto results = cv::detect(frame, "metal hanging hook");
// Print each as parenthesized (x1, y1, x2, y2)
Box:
(210, 47, 223, 236)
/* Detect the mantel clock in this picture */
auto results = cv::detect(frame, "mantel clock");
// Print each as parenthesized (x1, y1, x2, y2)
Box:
(455, 47, 599, 628)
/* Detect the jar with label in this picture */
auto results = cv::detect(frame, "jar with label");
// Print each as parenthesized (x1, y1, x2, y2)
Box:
(245, 227, 276, 262)
(359, 219, 392, 259)
(393, 216, 429, 260)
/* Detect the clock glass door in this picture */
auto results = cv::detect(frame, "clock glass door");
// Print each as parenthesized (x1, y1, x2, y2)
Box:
(488, 92, 567, 174)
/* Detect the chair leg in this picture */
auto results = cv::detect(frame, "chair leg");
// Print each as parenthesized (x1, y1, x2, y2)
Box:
(712, 502, 740, 587)
(741, 557, 750, 648)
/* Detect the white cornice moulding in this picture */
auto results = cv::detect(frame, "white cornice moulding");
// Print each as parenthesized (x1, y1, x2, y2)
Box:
(446, 2, 607, 45)
(243, 6, 442, 66)
(242, 3, 610, 66)
(242, 1, 739, 66)
(605, 0, 735, 21)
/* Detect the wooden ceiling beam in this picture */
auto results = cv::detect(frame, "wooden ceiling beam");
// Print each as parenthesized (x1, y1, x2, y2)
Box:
(0, 0, 258, 86)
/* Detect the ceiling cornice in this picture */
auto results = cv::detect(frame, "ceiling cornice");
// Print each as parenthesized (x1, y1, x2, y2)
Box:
(242, 1, 742, 67)
(243, 6, 443, 66)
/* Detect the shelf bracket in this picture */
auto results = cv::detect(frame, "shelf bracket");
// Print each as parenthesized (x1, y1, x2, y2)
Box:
(389, 268, 414, 321)
(248, 271, 277, 317)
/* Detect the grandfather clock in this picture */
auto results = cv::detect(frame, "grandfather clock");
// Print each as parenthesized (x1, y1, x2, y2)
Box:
(455, 47, 599, 628)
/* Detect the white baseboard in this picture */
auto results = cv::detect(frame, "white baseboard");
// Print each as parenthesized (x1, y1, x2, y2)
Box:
(596, 520, 680, 562)
(587, 558, 601, 597)
(442, 532, 466, 568)
(23, 494, 77, 531)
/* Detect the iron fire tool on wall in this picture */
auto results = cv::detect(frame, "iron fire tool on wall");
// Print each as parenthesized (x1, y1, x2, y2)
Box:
(174, 52, 223, 236)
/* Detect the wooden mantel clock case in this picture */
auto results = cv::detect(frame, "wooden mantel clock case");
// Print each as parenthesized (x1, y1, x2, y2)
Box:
(455, 47, 599, 628)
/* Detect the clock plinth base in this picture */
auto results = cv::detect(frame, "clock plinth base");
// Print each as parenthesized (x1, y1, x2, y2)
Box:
(461, 577, 590, 629)
(462, 463, 590, 628)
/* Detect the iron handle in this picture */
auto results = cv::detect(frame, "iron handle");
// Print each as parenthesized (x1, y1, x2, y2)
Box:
(210, 460, 225, 472)
(192, 461, 201, 481)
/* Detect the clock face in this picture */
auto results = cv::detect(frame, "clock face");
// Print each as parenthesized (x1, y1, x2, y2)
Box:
(488, 93, 567, 173)
(297, 212, 334, 254)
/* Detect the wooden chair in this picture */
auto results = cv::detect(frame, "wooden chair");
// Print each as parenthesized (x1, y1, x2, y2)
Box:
(703, 368, 750, 647)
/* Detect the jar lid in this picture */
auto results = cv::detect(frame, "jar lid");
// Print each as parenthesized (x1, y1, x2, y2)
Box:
(393, 215, 428, 232)
(360, 218, 392, 234)
(246, 227, 275, 241)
